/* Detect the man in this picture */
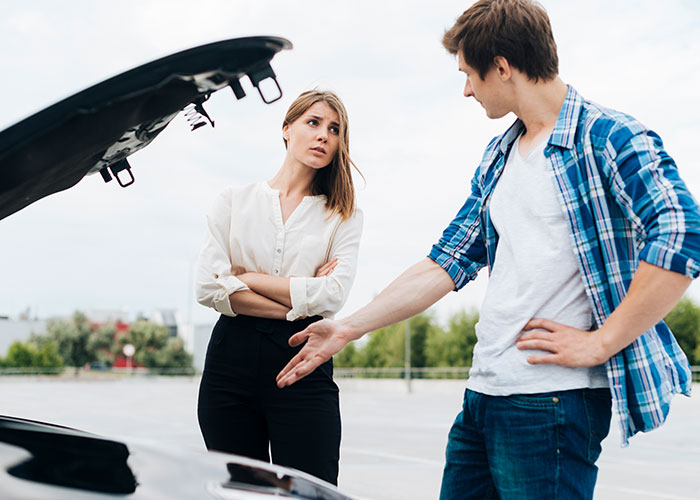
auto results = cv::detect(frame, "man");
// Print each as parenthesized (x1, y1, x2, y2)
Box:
(277, 0, 700, 498)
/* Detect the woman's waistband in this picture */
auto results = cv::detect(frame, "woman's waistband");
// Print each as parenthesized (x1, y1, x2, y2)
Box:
(220, 314, 322, 335)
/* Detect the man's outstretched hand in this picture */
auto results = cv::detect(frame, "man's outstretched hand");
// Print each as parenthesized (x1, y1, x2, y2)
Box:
(276, 318, 351, 387)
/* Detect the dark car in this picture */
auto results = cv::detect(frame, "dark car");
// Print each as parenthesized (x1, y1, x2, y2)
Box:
(0, 37, 359, 500)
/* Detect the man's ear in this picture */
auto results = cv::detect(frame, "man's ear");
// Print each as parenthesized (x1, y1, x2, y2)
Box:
(493, 56, 512, 81)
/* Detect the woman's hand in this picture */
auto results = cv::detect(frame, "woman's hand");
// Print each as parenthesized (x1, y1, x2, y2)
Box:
(315, 257, 338, 277)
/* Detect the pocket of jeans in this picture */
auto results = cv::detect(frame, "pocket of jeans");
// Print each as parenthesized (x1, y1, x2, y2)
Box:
(504, 392, 561, 409)
(583, 389, 612, 463)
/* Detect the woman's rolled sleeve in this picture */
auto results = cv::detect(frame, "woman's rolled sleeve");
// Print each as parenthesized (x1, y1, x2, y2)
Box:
(194, 187, 250, 317)
(286, 209, 363, 321)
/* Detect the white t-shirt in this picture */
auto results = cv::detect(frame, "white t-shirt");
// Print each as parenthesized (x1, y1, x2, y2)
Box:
(195, 181, 363, 321)
(466, 136, 608, 395)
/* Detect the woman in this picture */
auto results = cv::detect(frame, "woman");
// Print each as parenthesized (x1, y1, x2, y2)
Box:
(194, 90, 363, 485)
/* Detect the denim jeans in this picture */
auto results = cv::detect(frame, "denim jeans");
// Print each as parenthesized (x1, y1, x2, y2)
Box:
(439, 388, 612, 500)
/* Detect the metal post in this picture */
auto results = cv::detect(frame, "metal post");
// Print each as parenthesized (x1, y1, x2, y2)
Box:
(405, 318, 412, 393)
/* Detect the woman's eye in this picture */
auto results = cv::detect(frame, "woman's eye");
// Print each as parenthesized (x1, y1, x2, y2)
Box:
(330, 126, 339, 134)
(307, 119, 318, 126)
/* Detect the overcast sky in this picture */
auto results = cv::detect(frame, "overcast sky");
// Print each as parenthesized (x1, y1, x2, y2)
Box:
(1, 0, 699, 327)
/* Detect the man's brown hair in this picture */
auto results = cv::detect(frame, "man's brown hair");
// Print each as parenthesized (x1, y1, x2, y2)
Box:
(443, 0, 558, 82)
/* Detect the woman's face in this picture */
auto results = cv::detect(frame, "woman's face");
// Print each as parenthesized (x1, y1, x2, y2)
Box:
(283, 101, 340, 170)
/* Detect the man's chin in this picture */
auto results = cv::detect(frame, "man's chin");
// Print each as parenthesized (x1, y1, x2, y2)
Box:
(484, 108, 508, 120)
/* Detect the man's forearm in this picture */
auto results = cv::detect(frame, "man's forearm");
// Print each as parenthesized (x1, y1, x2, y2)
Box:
(597, 260, 692, 358)
(229, 289, 290, 319)
(340, 258, 455, 341)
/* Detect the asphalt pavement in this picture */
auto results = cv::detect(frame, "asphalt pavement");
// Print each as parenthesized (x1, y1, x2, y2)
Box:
(1, 376, 698, 500)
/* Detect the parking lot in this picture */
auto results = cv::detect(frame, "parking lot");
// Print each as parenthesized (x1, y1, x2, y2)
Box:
(2, 376, 699, 499)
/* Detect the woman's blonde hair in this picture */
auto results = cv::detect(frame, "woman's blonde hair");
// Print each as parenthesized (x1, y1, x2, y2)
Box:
(282, 90, 362, 220)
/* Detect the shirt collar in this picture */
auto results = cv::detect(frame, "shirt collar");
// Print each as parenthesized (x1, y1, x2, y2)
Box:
(496, 84, 583, 154)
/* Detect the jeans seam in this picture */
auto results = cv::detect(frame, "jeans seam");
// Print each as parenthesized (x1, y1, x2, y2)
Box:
(554, 399, 561, 499)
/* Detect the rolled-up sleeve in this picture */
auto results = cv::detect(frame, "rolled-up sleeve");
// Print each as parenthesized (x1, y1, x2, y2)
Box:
(286, 209, 364, 320)
(195, 188, 249, 317)
(608, 129, 700, 278)
(428, 171, 488, 290)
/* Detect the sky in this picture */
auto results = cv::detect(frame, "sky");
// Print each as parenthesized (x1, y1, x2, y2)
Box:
(1, 0, 700, 327)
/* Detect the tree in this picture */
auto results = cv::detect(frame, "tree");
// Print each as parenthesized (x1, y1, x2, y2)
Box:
(155, 337, 194, 371)
(36, 341, 64, 368)
(363, 322, 408, 368)
(39, 311, 93, 370)
(3, 341, 37, 368)
(664, 297, 700, 365)
(118, 320, 193, 370)
(87, 323, 117, 367)
(334, 341, 363, 368)
(2, 340, 63, 369)
(361, 313, 437, 368)
(425, 310, 479, 368)
(117, 320, 169, 368)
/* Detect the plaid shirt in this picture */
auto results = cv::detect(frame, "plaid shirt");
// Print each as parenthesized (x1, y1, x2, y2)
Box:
(429, 86, 700, 444)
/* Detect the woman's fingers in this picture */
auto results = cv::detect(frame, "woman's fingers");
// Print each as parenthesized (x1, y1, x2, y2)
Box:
(315, 257, 338, 277)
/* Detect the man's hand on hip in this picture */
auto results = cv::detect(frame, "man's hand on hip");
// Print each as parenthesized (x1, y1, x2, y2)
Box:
(516, 318, 609, 367)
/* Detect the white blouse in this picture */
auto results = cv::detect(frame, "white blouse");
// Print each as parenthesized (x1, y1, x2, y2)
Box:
(195, 182, 363, 321)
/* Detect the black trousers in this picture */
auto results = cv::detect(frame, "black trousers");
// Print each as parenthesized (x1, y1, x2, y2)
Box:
(197, 314, 341, 485)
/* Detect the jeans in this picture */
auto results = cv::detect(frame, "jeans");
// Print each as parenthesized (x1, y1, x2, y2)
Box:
(439, 388, 612, 500)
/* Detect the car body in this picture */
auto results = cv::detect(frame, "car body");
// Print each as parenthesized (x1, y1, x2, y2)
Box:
(0, 415, 356, 499)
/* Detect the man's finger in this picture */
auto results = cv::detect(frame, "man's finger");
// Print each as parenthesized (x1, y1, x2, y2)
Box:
(516, 339, 557, 352)
(524, 317, 558, 332)
(526, 353, 560, 365)
(518, 330, 557, 342)
(277, 350, 308, 382)
(277, 357, 322, 387)
(288, 329, 310, 347)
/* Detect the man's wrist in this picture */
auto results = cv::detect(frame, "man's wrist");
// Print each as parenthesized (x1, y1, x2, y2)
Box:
(595, 327, 619, 364)
(338, 316, 364, 342)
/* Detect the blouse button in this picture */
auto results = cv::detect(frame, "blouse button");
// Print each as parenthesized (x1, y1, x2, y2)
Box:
(276, 248, 281, 254)
(273, 269, 279, 275)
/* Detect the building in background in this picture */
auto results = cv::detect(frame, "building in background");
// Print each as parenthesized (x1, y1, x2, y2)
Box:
(0, 316, 47, 357)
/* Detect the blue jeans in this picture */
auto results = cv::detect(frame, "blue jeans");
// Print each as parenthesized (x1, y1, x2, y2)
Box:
(439, 388, 612, 500)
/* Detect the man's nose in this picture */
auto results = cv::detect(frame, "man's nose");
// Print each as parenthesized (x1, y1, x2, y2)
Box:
(464, 79, 474, 98)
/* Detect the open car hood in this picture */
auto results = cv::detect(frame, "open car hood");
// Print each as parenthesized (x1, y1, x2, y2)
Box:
(0, 36, 291, 221)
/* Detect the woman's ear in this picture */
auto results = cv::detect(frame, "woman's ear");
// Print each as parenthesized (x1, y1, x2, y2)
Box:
(282, 124, 290, 142)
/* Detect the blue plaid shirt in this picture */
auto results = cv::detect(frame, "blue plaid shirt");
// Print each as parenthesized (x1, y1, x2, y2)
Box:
(429, 86, 700, 444)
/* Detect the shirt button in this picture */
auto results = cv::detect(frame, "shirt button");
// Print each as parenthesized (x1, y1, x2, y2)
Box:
(276, 249, 281, 254)
(552, 397, 559, 403)
(274, 269, 279, 274)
